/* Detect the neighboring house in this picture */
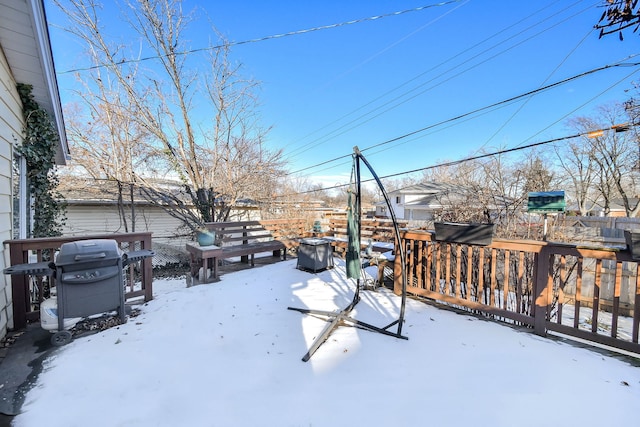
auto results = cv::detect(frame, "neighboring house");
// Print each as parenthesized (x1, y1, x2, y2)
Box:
(589, 198, 640, 218)
(0, 0, 69, 339)
(60, 179, 191, 265)
(375, 182, 466, 221)
(58, 178, 262, 265)
(562, 199, 638, 218)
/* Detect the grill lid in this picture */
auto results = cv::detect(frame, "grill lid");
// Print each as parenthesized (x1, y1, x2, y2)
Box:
(55, 239, 123, 267)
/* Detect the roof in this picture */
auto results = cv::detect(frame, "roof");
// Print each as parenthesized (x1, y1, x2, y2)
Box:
(0, 0, 69, 164)
(404, 194, 447, 208)
(389, 182, 465, 196)
(58, 177, 261, 209)
(564, 197, 640, 213)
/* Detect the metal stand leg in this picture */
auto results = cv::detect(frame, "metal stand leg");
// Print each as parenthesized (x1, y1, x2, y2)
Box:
(288, 280, 407, 362)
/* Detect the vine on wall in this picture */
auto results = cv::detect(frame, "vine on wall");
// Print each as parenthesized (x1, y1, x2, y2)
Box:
(16, 83, 66, 238)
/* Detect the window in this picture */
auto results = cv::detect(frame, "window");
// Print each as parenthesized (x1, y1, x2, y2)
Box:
(11, 153, 28, 239)
(395, 196, 401, 204)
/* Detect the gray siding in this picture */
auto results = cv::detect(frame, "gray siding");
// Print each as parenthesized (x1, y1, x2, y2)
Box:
(63, 204, 187, 241)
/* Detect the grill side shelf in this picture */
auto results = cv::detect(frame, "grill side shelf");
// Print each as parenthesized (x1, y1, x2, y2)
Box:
(3, 261, 54, 276)
(122, 250, 155, 266)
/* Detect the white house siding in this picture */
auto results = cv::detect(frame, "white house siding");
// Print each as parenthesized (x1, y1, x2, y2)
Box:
(0, 47, 23, 337)
(62, 203, 264, 266)
(405, 209, 432, 221)
(389, 198, 405, 220)
(62, 203, 189, 247)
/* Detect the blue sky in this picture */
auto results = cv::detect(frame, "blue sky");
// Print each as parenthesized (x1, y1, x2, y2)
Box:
(46, 1, 640, 188)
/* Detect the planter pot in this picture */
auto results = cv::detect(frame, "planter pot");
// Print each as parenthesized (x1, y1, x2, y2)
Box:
(434, 222, 495, 246)
(196, 230, 216, 246)
(624, 230, 640, 259)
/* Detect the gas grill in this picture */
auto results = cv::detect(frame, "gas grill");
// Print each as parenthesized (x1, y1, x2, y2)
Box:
(4, 239, 154, 345)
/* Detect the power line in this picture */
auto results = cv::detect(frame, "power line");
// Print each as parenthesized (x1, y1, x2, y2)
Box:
(283, 0, 598, 162)
(356, 64, 640, 197)
(278, 122, 637, 198)
(477, 11, 597, 151)
(281, 0, 474, 159)
(508, 63, 640, 150)
(288, 58, 640, 176)
(58, 1, 463, 75)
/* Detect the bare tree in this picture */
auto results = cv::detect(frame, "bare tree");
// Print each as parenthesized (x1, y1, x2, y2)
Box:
(55, 0, 286, 232)
(423, 148, 559, 239)
(554, 138, 599, 216)
(624, 81, 640, 146)
(566, 103, 640, 216)
(61, 65, 152, 232)
(595, 0, 640, 40)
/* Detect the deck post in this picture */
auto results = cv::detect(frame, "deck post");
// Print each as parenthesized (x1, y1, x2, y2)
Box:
(8, 242, 29, 330)
(533, 246, 550, 336)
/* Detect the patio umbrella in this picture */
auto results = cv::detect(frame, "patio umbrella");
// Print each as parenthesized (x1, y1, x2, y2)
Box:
(288, 147, 408, 362)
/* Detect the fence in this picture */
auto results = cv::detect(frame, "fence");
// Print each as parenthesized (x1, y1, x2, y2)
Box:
(394, 230, 640, 354)
(4, 232, 153, 330)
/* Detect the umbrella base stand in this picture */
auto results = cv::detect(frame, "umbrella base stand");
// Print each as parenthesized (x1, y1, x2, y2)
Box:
(288, 294, 407, 362)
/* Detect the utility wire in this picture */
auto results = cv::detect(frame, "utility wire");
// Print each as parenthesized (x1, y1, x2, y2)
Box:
(282, 0, 472, 157)
(350, 62, 640, 198)
(289, 61, 639, 198)
(288, 59, 640, 176)
(277, 122, 637, 198)
(58, 1, 462, 75)
(509, 63, 640, 150)
(283, 0, 598, 161)
(478, 25, 596, 151)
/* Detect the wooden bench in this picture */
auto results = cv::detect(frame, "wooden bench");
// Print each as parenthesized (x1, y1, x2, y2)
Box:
(319, 218, 407, 287)
(203, 219, 309, 267)
(320, 218, 408, 255)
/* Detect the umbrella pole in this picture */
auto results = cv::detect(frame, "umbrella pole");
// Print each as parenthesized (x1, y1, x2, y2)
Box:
(354, 146, 362, 302)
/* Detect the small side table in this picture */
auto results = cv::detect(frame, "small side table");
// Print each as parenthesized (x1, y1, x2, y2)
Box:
(297, 238, 334, 273)
(185, 242, 223, 285)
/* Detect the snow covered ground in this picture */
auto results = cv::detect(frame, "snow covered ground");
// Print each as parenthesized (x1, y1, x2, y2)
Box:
(12, 259, 640, 427)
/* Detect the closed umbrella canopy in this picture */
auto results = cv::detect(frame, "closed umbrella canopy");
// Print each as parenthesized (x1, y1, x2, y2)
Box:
(345, 188, 360, 280)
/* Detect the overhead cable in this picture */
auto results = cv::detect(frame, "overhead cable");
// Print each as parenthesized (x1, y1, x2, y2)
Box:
(58, 1, 463, 75)
(283, 0, 599, 161)
(288, 58, 640, 176)
(279, 122, 638, 198)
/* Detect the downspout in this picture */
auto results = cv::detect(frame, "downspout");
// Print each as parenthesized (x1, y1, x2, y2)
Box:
(18, 155, 27, 239)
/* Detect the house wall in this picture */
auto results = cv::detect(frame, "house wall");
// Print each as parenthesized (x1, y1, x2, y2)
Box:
(63, 203, 188, 242)
(0, 46, 23, 338)
(388, 193, 432, 220)
(384, 189, 446, 221)
(63, 204, 193, 266)
(375, 205, 387, 217)
(389, 194, 405, 220)
(62, 204, 262, 265)
(404, 209, 432, 221)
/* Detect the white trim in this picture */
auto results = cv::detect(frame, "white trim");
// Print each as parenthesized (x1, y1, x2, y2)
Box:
(28, 0, 69, 163)
(18, 154, 27, 238)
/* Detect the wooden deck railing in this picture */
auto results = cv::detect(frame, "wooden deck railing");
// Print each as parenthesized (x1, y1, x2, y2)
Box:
(4, 232, 153, 330)
(8, 226, 638, 355)
(394, 230, 640, 355)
